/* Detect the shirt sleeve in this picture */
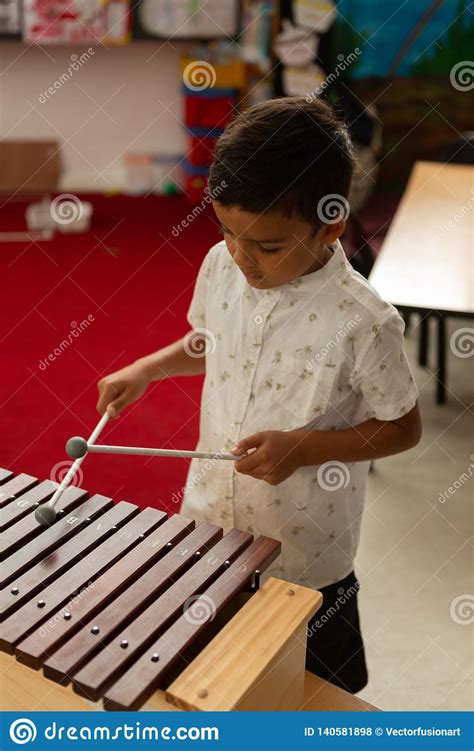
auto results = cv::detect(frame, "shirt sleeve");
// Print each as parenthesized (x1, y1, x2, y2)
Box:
(352, 312, 418, 421)
(186, 246, 215, 329)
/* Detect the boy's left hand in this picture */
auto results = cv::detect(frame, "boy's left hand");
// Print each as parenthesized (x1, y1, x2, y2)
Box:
(231, 430, 304, 485)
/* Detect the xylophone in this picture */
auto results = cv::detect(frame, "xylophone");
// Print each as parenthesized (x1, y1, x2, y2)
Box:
(0, 467, 326, 712)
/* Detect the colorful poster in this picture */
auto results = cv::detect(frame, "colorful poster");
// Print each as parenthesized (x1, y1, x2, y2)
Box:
(334, 0, 473, 78)
(23, 0, 130, 44)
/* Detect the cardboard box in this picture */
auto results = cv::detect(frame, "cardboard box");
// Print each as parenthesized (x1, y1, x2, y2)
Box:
(0, 141, 61, 194)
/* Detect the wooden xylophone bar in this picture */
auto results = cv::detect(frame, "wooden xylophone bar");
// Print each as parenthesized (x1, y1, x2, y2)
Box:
(0, 467, 327, 711)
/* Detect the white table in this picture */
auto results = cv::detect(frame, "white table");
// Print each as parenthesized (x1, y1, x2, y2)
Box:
(369, 160, 474, 403)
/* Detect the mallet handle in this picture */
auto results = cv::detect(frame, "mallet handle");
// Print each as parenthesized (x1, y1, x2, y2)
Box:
(86, 443, 238, 461)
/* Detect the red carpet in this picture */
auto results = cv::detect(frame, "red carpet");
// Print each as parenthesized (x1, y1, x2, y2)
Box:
(0, 194, 221, 514)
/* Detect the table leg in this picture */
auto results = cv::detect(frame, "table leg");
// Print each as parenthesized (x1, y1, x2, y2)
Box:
(436, 314, 447, 405)
(418, 315, 429, 367)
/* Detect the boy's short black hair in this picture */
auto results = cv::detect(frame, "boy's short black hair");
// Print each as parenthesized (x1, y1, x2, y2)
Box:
(208, 96, 355, 230)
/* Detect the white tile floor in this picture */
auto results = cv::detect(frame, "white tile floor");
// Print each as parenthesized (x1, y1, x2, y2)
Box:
(356, 317, 473, 711)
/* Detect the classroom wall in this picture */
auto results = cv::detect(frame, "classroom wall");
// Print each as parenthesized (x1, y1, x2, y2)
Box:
(0, 41, 186, 191)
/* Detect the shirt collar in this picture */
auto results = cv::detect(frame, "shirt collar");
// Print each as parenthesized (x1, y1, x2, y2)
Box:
(287, 239, 347, 292)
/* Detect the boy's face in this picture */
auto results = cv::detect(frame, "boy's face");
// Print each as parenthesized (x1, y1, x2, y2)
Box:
(213, 201, 344, 289)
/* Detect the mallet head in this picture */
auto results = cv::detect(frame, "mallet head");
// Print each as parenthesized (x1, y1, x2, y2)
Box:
(66, 436, 88, 459)
(35, 503, 56, 526)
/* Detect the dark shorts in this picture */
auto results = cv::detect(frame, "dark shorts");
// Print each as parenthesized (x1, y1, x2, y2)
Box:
(305, 570, 368, 694)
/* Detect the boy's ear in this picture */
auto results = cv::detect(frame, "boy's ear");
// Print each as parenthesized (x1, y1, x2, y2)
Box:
(319, 219, 346, 245)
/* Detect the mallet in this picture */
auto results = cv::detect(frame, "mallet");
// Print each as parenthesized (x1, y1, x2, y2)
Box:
(66, 437, 238, 462)
(35, 412, 111, 527)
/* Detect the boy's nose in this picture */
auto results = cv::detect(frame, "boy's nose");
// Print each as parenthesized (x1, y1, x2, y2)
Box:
(232, 244, 256, 268)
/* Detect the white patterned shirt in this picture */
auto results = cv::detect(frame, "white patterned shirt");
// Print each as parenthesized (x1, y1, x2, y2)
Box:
(180, 239, 418, 588)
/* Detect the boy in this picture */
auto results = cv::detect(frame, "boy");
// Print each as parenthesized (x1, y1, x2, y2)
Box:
(97, 97, 421, 695)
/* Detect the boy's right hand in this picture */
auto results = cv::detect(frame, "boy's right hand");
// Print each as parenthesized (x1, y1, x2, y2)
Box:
(96, 362, 150, 418)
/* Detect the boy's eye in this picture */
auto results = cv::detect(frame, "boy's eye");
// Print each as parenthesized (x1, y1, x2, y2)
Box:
(259, 246, 283, 254)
